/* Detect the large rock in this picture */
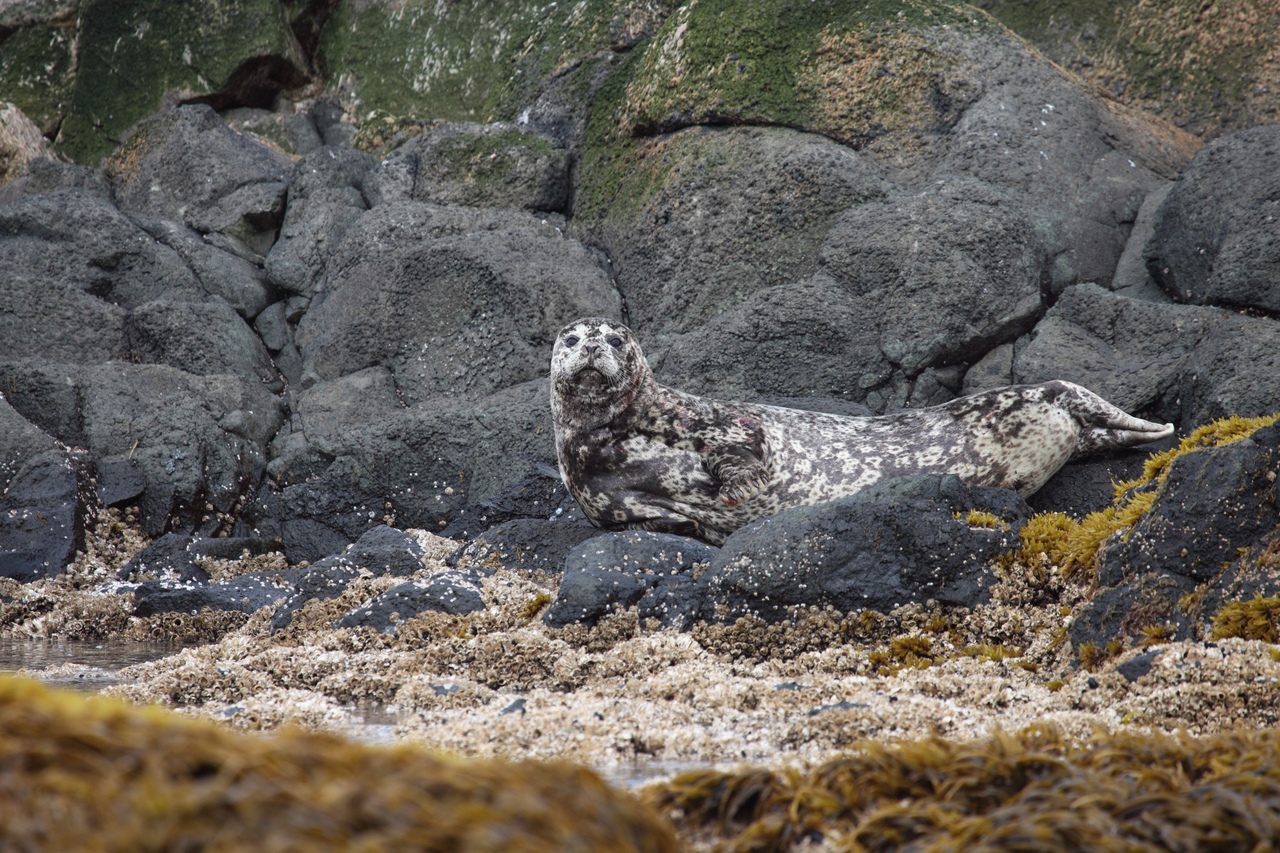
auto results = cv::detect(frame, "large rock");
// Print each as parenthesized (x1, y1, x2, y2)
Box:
(544, 532, 715, 630)
(0, 449, 93, 581)
(696, 475, 1027, 623)
(265, 146, 374, 300)
(1012, 283, 1280, 428)
(105, 106, 293, 256)
(1145, 125, 1280, 313)
(1070, 425, 1280, 649)
(0, 189, 203, 309)
(246, 381, 555, 562)
(294, 200, 619, 403)
(575, 0, 1190, 338)
(0, 360, 283, 539)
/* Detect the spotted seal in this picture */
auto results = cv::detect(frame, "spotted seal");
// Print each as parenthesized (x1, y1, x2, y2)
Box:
(550, 318, 1175, 546)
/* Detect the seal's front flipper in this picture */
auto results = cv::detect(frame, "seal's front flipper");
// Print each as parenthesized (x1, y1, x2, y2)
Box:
(718, 468, 770, 507)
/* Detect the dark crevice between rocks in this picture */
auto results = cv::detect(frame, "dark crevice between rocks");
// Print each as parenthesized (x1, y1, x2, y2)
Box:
(290, 0, 342, 73)
(181, 56, 311, 113)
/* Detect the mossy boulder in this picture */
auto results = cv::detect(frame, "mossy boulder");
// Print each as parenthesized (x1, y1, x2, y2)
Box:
(58, 0, 306, 165)
(0, 675, 676, 851)
(0, 10, 77, 136)
(319, 0, 677, 131)
(973, 0, 1280, 138)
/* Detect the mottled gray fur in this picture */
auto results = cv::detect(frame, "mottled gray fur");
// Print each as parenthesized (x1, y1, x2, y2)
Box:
(550, 318, 1174, 545)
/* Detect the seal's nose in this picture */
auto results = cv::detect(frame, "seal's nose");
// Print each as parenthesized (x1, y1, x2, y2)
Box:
(583, 343, 601, 356)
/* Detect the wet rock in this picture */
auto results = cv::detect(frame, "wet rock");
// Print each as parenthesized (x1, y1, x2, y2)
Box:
(343, 525, 428, 575)
(1146, 125, 1280, 313)
(544, 532, 716, 629)
(365, 122, 569, 212)
(0, 449, 92, 582)
(1070, 426, 1280, 649)
(454, 515, 599, 576)
(268, 526, 429, 631)
(0, 397, 60, 496)
(696, 475, 1025, 622)
(118, 533, 283, 584)
(94, 457, 147, 509)
(1026, 445, 1176, 519)
(335, 570, 488, 634)
(1106, 426, 1280, 584)
(133, 570, 303, 617)
(267, 557, 359, 632)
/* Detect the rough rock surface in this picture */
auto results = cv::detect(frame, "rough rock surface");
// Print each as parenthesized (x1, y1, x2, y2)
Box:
(1145, 125, 1280, 313)
(697, 476, 1027, 623)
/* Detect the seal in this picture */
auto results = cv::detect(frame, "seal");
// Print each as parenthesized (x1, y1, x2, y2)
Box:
(550, 317, 1175, 546)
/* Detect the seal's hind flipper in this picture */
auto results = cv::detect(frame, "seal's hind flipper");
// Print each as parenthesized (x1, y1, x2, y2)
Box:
(1057, 381, 1175, 456)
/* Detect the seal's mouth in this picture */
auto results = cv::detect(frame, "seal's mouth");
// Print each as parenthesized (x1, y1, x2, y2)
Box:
(558, 363, 627, 402)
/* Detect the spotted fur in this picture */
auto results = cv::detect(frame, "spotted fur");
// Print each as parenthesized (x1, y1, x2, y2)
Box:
(550, 318, 1175, 546)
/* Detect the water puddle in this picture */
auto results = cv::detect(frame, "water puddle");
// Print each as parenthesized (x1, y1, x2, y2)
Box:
(0, 637, 175, 690)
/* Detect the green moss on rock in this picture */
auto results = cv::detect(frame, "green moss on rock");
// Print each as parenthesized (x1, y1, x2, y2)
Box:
(58, 0, 304, 164)
(974, 0, 1280, 137)
(574, 0, 1010, 230)
(0, 675, 677, 852)
(0, 20, 77, 135)
(614, 0, 1004, 143)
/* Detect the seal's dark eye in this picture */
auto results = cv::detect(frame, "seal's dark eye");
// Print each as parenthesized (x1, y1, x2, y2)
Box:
(607, 335, 624, 348)
(563, 335, 579, 347)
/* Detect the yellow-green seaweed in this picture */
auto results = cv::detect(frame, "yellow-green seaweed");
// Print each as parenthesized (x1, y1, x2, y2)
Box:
(0, 676, 675, 853)
(645, 725, 1280, 851)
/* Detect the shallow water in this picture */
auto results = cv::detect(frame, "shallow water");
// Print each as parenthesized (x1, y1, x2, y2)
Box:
(0, 637, 175, 690)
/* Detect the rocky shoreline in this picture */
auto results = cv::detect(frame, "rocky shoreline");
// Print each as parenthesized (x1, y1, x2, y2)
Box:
(4, 0, 1280, 848)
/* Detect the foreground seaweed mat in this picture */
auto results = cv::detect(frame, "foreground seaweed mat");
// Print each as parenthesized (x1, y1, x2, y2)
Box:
(0, 675, 676, 852)
(646, 724, 1280, 851)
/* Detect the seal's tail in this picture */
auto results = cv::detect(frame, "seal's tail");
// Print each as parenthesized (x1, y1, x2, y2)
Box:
(1058, 382, 1175, 457)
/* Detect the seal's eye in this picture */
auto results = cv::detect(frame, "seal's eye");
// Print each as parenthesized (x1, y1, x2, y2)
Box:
(607, 335, 624, 348)
(563, 335, 579, 347)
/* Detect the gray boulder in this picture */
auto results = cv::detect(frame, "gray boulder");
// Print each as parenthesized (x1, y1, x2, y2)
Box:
(265, 146, 374, 300)
(0, 189, 203, 308)
(1, 360, 283, 539)
(1012, 283, 1280, 427)
(125, 299, 280, 389)
(696, 475, 1026, 622)
(1145, 125, 1280, 312)
(294, 200, 619, 403)
(335, 571, 488, 634)
(246, 380, 554, 562)
(106, 105, 292, 256)
(0, 449, 93, 581)
(544, 532, 715, 629)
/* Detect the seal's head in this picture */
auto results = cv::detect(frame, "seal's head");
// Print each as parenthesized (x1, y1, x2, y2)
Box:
(550, 318, 652, 430)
